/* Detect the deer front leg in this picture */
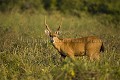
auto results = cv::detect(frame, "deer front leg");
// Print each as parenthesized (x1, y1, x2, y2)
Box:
(68, 52, 75, 61)
(60, 52, 66, 61)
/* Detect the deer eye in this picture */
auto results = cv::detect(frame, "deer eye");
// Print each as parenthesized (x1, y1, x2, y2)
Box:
(50, 35, 52, 37)
(50, 34, 53, 37)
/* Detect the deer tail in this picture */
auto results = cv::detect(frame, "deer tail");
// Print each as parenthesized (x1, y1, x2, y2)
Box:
(100, 43, 105, 52)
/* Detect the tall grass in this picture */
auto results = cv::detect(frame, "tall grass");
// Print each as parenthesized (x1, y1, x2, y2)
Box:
(0, 11, 120, 80)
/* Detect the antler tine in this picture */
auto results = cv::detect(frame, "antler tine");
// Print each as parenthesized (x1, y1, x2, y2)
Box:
(45, 16, 51, 32)
(57, 18, 63, 31)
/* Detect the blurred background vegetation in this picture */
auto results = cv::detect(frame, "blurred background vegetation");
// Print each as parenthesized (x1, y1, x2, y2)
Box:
(0, 0, 120, 25)
(0, 0, 120, 80)
(0, 0, 119, 17)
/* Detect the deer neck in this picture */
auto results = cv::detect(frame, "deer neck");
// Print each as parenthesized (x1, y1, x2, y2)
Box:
(52, 37, 62, 51)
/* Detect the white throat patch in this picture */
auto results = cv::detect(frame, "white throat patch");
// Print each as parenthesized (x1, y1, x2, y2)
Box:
(52, 37, 56, 43)
(52, 37, 59, 44)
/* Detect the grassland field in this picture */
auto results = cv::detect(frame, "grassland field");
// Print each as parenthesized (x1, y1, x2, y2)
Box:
(0, 11, 120, 80)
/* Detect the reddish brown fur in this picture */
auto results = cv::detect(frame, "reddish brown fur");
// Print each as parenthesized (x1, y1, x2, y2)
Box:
(52, 36, 103, 60)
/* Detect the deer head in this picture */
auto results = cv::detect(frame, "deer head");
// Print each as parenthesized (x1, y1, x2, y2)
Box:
(44, 16, 62, 42)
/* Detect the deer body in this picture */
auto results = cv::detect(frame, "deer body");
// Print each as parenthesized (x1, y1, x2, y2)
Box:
(51, 36, 103, 60)
(44, 17, 104, 60)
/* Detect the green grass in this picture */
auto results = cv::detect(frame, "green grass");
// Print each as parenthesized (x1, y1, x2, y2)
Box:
(0, 11, 120, 80)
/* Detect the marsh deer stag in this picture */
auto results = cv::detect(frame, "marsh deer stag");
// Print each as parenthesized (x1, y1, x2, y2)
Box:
(44, 17, 104, 61)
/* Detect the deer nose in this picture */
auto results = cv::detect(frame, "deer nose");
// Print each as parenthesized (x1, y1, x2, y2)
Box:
(50, 37, 54, 43)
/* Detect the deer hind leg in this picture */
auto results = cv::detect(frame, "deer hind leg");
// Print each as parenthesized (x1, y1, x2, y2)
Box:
(88, 52, 100, 61)
(94, 53, 100, 60)
(89, 54, 94, 61)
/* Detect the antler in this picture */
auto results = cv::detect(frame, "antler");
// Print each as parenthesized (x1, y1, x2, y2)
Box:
(45, 16, 51, 32)
(57, 18, 63, 31)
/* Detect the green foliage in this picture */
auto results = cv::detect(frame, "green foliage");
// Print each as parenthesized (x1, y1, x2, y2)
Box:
(0, 0, 43, 12)
(43, 0, 57, 10)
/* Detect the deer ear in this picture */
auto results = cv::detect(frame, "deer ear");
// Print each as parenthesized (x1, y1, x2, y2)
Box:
(55, 31, 61, 35)
(45, 29, 50, 36)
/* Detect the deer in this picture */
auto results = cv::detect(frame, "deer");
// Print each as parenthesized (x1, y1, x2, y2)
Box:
(44, 17, 104, 61)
